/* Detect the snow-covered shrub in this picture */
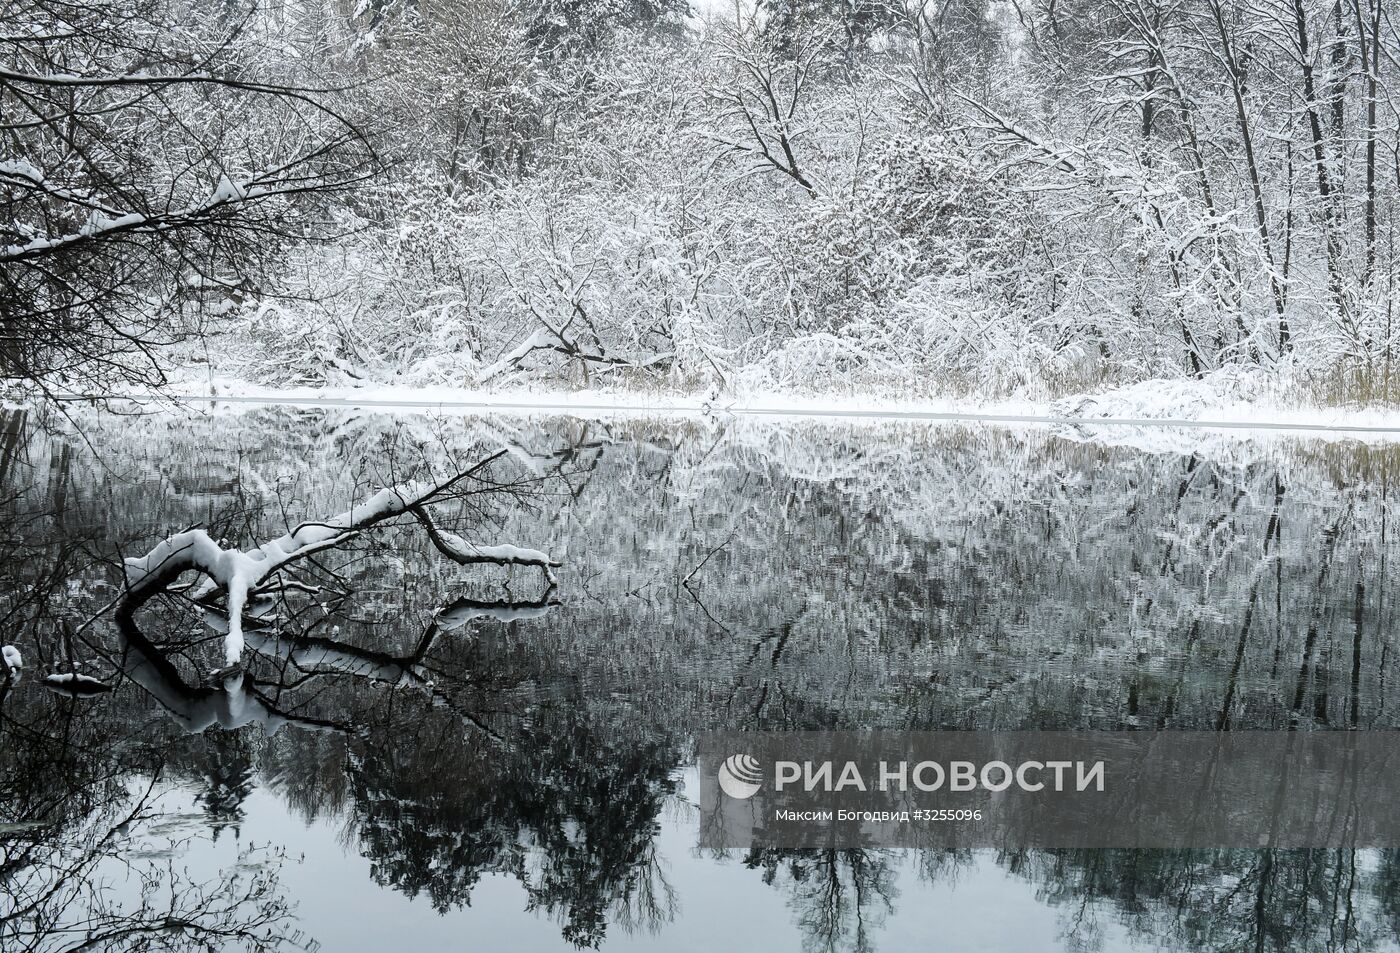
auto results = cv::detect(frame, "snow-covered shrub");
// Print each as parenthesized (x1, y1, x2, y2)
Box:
(211, 2, 1400, 404)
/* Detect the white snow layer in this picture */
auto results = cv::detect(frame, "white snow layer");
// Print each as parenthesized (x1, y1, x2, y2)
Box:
(124, 481, 429, 666)
(139, 366, 1400, 441)
(125, 478, 558, 666)
(41, 672, 111, 694)
(433, 530, 559, 581)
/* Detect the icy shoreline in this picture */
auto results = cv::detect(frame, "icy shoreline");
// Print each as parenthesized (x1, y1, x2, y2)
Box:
(97, 370, 1400, 439)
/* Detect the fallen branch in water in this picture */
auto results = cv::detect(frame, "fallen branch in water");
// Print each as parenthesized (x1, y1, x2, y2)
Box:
(411, 506, 560, 583)
(41, 672, 112, 696)
(121, 450, 559, 667)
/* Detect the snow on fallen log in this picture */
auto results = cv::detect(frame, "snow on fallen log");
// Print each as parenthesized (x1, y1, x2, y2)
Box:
(125, 482, 430, 667)
(474, 328, 554, 385)
(41, 672, 112, 696)
(430, 535, 559, 580)
(123, 457, 558, 667)
(412, 508, 560, 583)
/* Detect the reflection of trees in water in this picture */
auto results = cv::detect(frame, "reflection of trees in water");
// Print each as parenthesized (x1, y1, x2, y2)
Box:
(17, 407, 1400, 738)
(3, 408, 680, 949)
(744, 848, 897, 953)
(100, 419, 680, 947)
(347, 700, 679, 945)
(4, 813, 305, 952)
(729, 844, 1400, 953)
(1004, 847, 1400, 953)
(8, 408, 1400, 949)
(190, 727, 258, 835)
(0, 682, 310, 951)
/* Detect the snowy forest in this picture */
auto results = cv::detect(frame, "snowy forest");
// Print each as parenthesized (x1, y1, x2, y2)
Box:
(7, 0, 1400, 403)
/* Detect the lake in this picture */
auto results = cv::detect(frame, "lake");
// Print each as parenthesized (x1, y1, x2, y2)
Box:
(3, 404, 1400, 952)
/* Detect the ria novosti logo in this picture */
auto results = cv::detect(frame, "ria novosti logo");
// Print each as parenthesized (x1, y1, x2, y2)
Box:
(717, 753, 763, 799)
(714, 750, 1108, 800)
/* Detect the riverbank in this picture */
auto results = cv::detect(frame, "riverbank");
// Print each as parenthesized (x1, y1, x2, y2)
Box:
(96, 366, 1400, 438)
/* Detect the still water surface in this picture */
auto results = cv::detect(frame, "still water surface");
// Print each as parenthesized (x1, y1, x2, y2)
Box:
(3, 405, 1400, 952)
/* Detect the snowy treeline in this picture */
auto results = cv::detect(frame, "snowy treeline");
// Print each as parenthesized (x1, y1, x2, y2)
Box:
(7, 0, 1400, 400)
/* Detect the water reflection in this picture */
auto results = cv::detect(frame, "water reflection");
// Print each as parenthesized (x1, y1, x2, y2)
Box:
(2, 405, 1400, 950)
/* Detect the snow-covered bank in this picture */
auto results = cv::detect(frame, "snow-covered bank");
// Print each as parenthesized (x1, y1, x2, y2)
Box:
(107, 368, 1400, 439)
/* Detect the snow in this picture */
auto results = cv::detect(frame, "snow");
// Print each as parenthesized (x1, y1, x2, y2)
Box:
(475, 329, 554, 384)
(1048, 366, 1275, 420)
(124, 481, 436, 666)
(123, 466, 559, 667)
(41, 672, 111, 694)
(2, 172, 273, 261)
(3, 644, 21, 673)
(0, 159, 43, 182)
(129, 370, 1400, 444)
(462, 541, 553, 563)
(432, 530, 559, 580)
(209, 174, 249, 204)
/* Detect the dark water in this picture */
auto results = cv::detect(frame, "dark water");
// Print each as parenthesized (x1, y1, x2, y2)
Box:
(4, 405, 1400, 952)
